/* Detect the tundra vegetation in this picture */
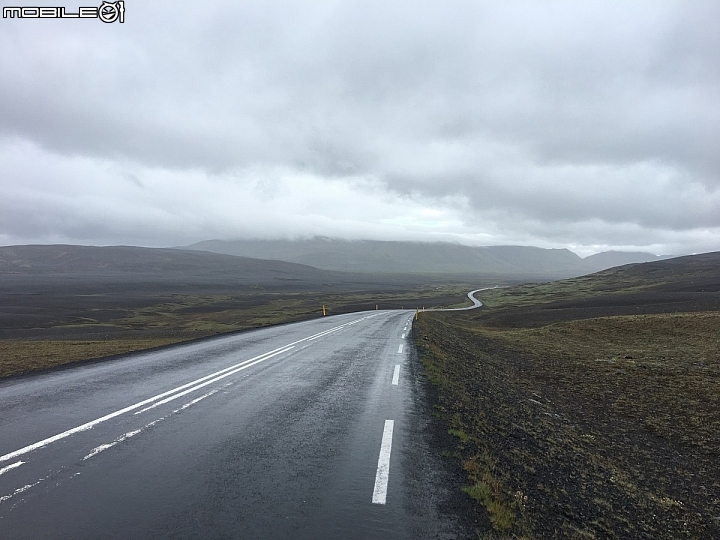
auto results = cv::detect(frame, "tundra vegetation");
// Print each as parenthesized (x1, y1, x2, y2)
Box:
(415, 252, 720, 538)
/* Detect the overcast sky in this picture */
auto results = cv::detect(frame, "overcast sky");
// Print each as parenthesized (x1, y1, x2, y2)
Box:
(1, 1, 718, 256)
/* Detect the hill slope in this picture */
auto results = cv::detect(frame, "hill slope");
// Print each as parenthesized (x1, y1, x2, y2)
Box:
(582, 250, 665, 270)
(0, 244, 325, 280)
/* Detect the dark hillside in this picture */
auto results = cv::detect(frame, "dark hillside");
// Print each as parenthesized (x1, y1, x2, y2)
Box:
(473, 251, 720, 328)
(0, 244, 326, 280)
(0, 244, 464, 295)
(590, 251, 720, 292)
(582, 250, 664, 270)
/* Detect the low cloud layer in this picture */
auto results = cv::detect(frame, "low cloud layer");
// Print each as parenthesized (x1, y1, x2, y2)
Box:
(1, 0, 718, 255)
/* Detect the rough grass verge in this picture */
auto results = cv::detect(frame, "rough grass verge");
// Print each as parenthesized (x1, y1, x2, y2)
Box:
(416, 332, 531, 537)
(414, 308, 720, 539)
(0, 339, 182, 379)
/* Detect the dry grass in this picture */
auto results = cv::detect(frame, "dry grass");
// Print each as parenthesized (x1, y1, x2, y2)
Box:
(487, 311, 720, 362)
(0, 339, 182, 378)
(469, 312, 720, 454)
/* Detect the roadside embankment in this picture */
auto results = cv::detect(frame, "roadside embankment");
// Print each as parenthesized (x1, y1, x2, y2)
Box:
(415, 308, 720, 538)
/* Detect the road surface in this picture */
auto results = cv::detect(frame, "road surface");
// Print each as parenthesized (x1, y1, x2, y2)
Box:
(447, 288, 488, 310)
(0, 309, 475, 539)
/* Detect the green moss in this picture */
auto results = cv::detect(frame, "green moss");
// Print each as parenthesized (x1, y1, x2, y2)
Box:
(448, 428, 470, 443)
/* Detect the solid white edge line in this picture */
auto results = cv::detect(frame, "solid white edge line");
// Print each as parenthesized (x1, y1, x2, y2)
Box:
(391, 365, 400, 385)
(372, 420, 394, 504)
(0, 315, 371, 464)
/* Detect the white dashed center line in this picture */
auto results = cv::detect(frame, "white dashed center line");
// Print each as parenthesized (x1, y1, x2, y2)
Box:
(397, 344, 404, 354)
(391, 365, 400, 385)
(372, 420, 394, 504)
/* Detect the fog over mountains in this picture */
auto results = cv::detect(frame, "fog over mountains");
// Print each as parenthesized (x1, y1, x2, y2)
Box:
(0, 241, 670, 288)
(184, 238, 667, 277)
(0, 244, 434, 295)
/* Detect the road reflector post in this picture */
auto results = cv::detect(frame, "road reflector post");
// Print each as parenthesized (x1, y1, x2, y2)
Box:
(415, 308, 419, 320)
(376, 304, 378, 310)
(322, 305, 326, 316)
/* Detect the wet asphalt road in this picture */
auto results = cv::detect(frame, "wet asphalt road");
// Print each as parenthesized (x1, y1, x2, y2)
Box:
(0, 310, 469, 539)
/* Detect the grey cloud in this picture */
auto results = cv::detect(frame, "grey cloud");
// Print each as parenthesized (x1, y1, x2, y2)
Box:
(0, 0, 718, 253)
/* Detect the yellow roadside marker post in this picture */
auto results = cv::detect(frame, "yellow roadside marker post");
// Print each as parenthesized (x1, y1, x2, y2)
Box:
(415, 308, 419, 320)
(322, 305, 326, 316)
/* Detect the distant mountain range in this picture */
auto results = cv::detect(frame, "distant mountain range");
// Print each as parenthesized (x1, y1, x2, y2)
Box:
(183, 238, 669, 277)
(0, 244, 323, 278)
(0, 242, 674, 291)
(0, 244, 463, 294)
